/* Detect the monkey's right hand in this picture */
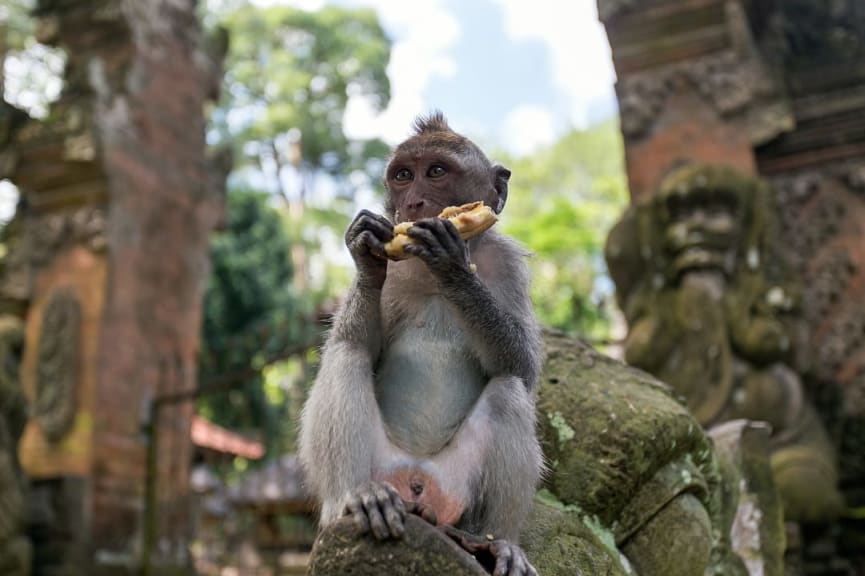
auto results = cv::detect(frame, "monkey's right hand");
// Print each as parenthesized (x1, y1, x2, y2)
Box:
(342, 481, 407, 540)
(345, 210, 394, 289)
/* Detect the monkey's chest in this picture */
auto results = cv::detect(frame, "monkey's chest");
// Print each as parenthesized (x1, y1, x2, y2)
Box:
(375, 302, 486, 456)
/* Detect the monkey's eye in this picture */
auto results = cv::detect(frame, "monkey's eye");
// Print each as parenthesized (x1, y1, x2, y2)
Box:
(427, 165, 447, 178)
(394, 168, 412, 182)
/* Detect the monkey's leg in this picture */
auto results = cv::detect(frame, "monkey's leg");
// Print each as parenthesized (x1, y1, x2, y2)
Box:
(435, 376, 542, 576)
(299, 342, 397, 530)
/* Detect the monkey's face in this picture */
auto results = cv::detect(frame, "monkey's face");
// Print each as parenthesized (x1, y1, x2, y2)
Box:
(384, 134, 509, 224)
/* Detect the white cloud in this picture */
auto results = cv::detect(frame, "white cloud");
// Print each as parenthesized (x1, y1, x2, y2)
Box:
(490, 0, 616, 127)
(501, 104, 556, 157)
(340, 0, 460, 144)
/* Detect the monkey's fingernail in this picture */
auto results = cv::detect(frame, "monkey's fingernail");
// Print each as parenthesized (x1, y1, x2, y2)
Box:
(469, 264, 477, 273)
(486, 533, 495, 541)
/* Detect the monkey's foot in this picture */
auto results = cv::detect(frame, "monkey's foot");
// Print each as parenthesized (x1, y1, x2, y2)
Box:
(443, 526, 538, 576)
(342, 481, 406, 540)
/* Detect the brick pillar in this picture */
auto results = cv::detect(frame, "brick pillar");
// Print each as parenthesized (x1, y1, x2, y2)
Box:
(2, 1, 224, 572)
(599, 0, 791, 200)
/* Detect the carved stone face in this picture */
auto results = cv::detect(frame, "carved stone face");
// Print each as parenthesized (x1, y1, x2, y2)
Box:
(662, 190, 741, 280)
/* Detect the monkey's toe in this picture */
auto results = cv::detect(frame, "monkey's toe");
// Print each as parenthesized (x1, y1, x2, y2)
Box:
(343, 481, 407, 541)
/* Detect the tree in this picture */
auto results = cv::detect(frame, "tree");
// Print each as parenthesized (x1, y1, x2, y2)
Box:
(197, 188, 303, 456)
(210, 3, 392, 201)
(500, 120, 629, 339)
(1, 0, 65, 118)
(196, 4, 394, 457)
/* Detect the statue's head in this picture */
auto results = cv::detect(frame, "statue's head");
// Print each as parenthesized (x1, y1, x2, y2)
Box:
(656, 165, 747, 282)
(606, 163, 780, 320)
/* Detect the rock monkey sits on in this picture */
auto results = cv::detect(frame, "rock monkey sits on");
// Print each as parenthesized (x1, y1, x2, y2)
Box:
(299, 112, 543, 576)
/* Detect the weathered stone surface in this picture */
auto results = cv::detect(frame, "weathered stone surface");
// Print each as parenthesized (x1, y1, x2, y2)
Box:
(709, 420, 784, 576)
(521, 495, 630, 575)
(538, 331, 726, 575)
(307, 515, 486, 576)
(539, 332, 718, 538)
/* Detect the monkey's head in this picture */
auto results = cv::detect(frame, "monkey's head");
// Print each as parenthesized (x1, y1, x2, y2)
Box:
(384, 112, 511, 223)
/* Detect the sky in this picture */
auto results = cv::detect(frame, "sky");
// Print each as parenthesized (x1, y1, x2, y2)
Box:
(253, 0, 618, 156)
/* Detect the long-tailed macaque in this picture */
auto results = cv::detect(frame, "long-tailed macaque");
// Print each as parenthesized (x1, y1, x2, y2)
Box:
(299, 113, 543, 576)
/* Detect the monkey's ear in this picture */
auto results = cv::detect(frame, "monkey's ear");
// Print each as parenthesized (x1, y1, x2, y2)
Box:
(492, 164, 511, 213)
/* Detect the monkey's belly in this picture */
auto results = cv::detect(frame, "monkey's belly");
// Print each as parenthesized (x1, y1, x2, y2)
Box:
(378, 467, 466, 526)
(375, 331, 485, 456)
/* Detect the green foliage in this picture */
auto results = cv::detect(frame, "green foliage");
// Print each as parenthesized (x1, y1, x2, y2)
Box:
(198, 188, 303, 456)
(197, 3, 394, 457)
(500, 120, 629, 338)
(0, 0, 34, 51)
(209, 2, 392, 193)
(1, 0, 66, 117)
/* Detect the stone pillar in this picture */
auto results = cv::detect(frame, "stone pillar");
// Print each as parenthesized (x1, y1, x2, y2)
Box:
(0, 1, 224, 573)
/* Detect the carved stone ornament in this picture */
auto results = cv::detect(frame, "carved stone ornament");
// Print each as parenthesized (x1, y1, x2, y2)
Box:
(34, 289, 82, 443)
(617, 51, 790, 142)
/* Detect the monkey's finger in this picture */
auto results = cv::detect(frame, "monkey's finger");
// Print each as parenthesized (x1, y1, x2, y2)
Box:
(413, 219, 459, 254)
(493, 542, 513, 576)
(381, 501, 405, 539)
(526, 562, 538, 576)
(344, 496, 370, 535)
(359, 214, 395, 241)
(372, 483, 405, 538)
(405, 225, 443, 254)
(403, 244, 435, 264)
(347, 210, 394, 243)
(354, 231, 388, 260)
(440, 219, 465, 251)
(382, 483, 407, 520)
(361, 490, 390, 540)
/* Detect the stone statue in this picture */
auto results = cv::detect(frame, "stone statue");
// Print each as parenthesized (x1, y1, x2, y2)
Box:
(606, 163, 843, 522)
(0, 315, 30, 576)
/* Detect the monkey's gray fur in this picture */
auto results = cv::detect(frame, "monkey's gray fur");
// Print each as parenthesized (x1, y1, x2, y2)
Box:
(298, 116, 544, 557)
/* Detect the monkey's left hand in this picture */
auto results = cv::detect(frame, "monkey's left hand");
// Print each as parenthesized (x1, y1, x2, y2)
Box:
(443, 526, 538, 576)
(403, 218, 473, 282)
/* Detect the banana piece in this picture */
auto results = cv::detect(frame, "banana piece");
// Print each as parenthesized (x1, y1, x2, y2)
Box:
(384, 201, 498, 260)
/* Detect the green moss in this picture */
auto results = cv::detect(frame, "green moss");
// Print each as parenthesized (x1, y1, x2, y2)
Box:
(547, 411, 576, 444)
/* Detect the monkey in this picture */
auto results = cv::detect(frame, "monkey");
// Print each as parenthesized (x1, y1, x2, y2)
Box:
(298, 112, 543, 576)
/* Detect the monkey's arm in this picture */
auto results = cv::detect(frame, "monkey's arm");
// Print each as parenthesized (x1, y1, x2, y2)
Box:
(298, 211, 395, 525)
(405, 222, 542, 389)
